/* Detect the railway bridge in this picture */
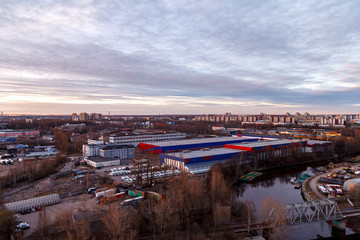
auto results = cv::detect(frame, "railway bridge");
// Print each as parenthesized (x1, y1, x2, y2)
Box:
(233, 199, 360, 236)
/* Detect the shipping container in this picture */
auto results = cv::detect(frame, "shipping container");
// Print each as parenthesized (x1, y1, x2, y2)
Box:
(128, 190, 136, 197)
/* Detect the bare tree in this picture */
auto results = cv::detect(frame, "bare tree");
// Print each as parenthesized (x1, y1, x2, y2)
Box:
(262, 196, 287, 240)
(210, 166, 230, 204)
(245, 201, 256, 233)
(37, 206, 52, 238)
(102, 203, 134, 240)
(73, 218, 92, 240)
(56, 209, 75, 240)
(133, 147, 144, 185)
(0, 209, 19, 240)
(209, 167, 231, 238)
(152, 198, 178, 237)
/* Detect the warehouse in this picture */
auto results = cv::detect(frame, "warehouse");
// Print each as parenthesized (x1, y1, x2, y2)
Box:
(139, 136, 260, 154)
(225, 139, 307, 159)
(161, 148, 246, 173)
(305, 140, 332, 153)
(109, 132, 186, 146)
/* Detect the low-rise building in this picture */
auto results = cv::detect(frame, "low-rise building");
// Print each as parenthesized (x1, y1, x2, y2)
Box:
(83, 144, 106, 157)
(305, 140, 332, 153)
(85, 157, 121, 168)
(99, 145, 135, 159)
(161, 148, 246, 173)
(109, 133, 186, 146)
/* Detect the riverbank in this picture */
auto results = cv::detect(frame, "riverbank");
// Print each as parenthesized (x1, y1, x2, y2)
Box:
(302, 162, 360, 206)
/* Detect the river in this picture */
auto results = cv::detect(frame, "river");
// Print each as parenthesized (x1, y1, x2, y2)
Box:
(235, 165, 356, 239)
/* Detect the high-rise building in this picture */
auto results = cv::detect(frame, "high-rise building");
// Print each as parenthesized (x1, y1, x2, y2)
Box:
(91, 113, 102, 121)
(79, 112, 89, 121)
(72, 113, 78, 121)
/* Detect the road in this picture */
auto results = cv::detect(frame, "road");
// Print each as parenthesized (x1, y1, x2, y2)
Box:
(308, 163, 360, 200)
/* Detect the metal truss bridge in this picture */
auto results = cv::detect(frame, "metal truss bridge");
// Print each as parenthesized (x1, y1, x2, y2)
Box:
(267, 199, 344, 225)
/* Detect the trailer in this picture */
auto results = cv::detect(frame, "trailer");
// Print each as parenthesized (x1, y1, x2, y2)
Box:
(95, 189, 116, 199)
(97, 192, 126, 205)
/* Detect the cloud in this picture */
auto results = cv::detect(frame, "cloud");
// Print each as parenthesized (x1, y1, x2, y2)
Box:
(0, 0, 360, 114)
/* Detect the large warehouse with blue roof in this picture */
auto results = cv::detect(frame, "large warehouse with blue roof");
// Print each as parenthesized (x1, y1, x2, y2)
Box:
(139, 136, 332, 174)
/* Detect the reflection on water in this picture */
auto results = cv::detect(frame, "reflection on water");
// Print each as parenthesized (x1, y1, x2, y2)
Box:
(234, 165, 355, 240)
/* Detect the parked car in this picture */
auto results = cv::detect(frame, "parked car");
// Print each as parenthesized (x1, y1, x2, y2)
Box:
(86, 187, 97, 194)
(17, 222, 30, 230)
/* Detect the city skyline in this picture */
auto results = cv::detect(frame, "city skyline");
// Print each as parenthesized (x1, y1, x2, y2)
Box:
(1, 0, 360, 115)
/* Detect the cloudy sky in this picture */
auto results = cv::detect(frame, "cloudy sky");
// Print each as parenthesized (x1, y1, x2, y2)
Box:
(0, 0, 360, 115)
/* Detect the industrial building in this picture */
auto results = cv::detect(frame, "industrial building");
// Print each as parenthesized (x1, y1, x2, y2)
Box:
(109, 133, 186, 146)
(156, 137, 332, 174)
(305, 140, 332, 153)
(0, 129, 40, 138)
(99, 145, 135, 159)
(85, 156, 123, 168)
(161, 148, 246, 173)
(83, 143, 106, 157)
(225, 140, 307, 160)
(139, 136, 260, 154)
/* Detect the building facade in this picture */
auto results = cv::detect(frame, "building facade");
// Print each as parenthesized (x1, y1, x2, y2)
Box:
(109, 133, 186, 146)
(99, 145, 135, 159)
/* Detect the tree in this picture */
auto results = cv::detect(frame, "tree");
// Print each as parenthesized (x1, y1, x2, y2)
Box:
(133, 147, 144, 185)
(55, 209, 92, 240)
(102, 203, 134, 240)
(73, 218, 93, 240)
(209, 167, 231, 238)
(54, 129, 72, 154)
(245, 201, 256, 233)
(210, 166, 230, 204)
(0, 209, 19, 240)
(37, 206, 51, 238)
(56, 209, 74, 240)
(74, 136, 84, 154)
(262, 196, 287, 240)
(152, 198, 178, 237)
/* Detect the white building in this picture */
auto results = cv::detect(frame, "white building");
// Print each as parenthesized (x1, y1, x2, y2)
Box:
(88, 139, 104, 145)
(82, 144, 106, 157)
(109, 133, 186, 146)
(320, 117, 345, 126)
(99, 145, 135, 159)
(85, 157, 121, 168)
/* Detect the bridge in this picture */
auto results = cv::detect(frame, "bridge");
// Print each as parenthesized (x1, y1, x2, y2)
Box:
(267, 199, 344, 225)
(225, 200, 360, 239)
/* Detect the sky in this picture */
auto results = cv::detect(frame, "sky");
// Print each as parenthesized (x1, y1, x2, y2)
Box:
(0, 0, 360, 115)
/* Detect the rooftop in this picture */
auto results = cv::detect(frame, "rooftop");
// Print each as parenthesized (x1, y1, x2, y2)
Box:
(227, 139, 306, 148)
(100, 144, 134, 150)
(163, 147, 245, 158)
(147, 136, 259, 147)
(306, 140, 332, 145)
(86, 156, 119, 162)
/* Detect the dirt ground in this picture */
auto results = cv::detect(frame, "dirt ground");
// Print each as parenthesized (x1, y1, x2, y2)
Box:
(18, 194, 101, 238)
(306, 162, 360, 200)
(0, 161, 19, 177)
(2, 172, 99, 203)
